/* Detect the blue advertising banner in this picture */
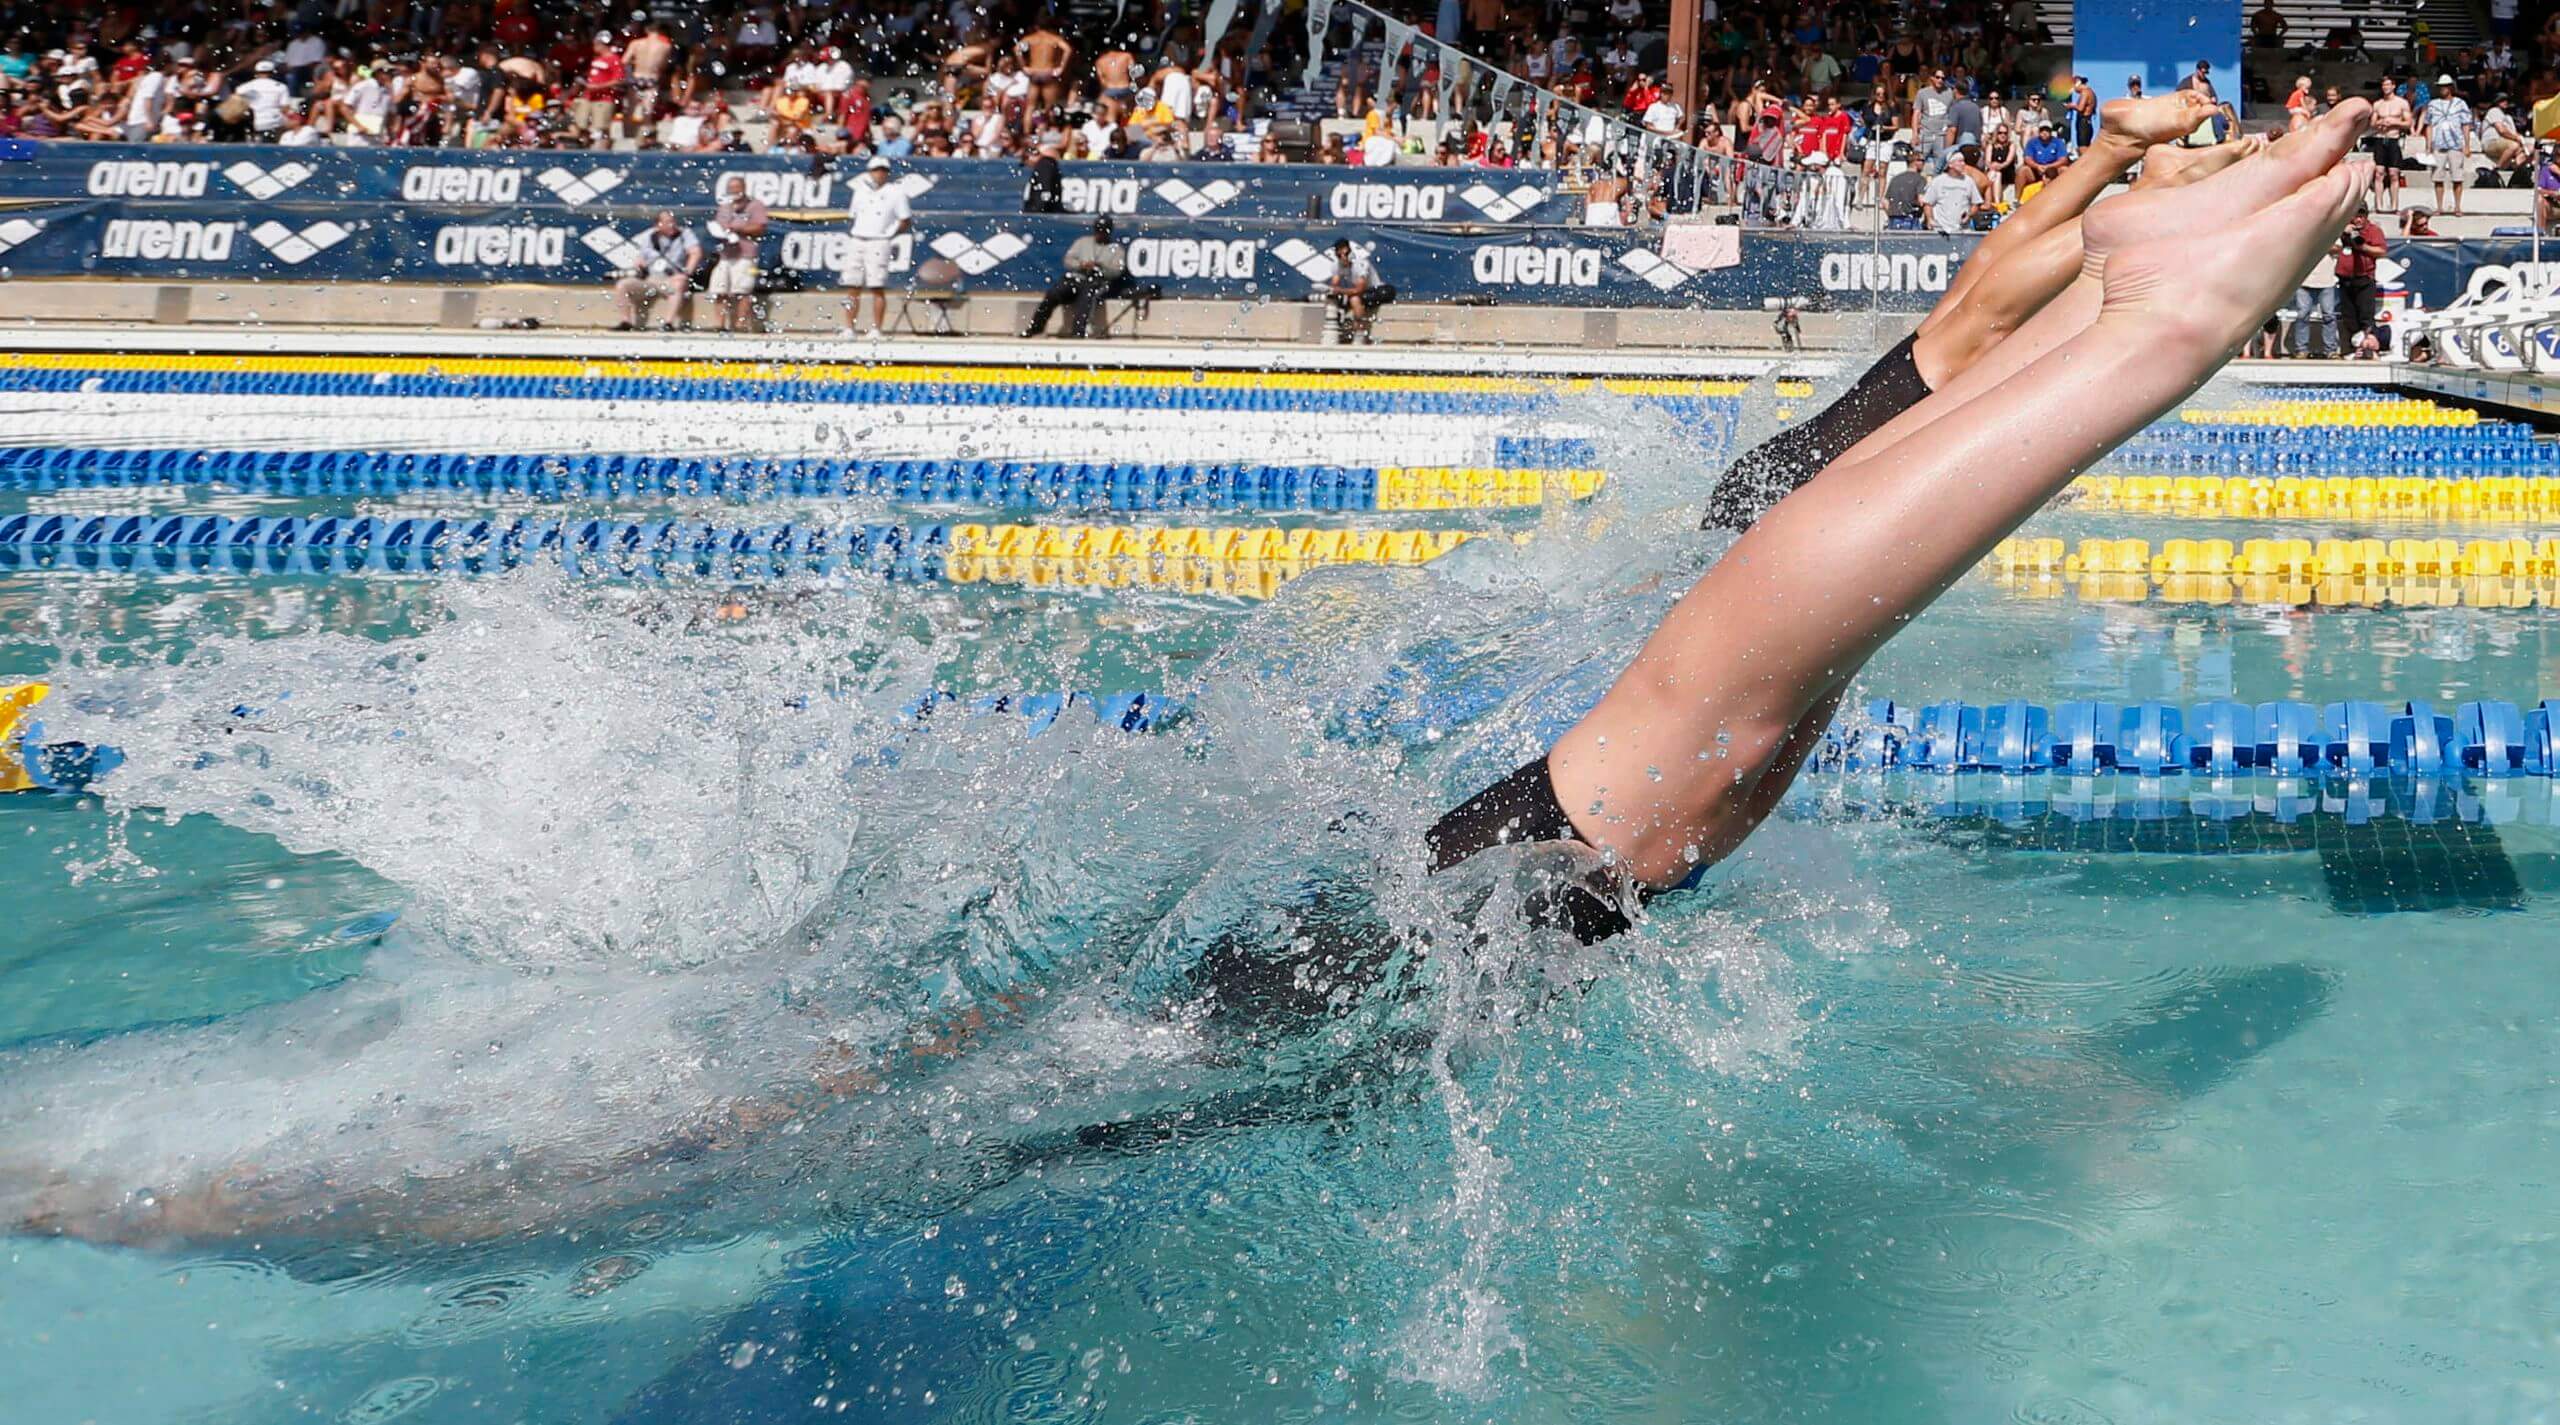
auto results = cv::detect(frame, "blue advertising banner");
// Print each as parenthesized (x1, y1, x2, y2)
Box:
(1, 142, 1584, 225)
(0, 196, 1987, 310)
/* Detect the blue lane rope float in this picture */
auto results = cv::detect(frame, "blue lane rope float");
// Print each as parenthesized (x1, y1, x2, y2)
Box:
(1820, 697, 2560, 777)
(0, 363, 1743, 424)
(0, 448, 1604, 513)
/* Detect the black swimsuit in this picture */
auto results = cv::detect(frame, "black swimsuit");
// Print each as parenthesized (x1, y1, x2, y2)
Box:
(1700, 333, 1934, 531)
(1427, 341, 1939, 937)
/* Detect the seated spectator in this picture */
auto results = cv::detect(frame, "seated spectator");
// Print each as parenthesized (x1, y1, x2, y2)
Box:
(2019, 121, 2069, 189)
(1141, 122, 1183, 161)
(1327, 237, 1390, 344)
(2482, 95, 2527, 172)
(612, 211, 702, 331)
(2540, 147, 2560, 231)
(1358, 124, 1400, 166)
(1022, 216, 1130, 340)
(2402, 205, 2439, 236)
(1197, 118, 1234, 160)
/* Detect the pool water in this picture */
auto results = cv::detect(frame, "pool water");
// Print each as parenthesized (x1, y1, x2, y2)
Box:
(4, 364, 2558, 1424)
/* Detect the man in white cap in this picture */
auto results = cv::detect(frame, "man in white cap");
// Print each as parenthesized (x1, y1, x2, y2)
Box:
(841, 154, 914, 338)
(2421, 74, 2476, 215)
(235, 58, 291, 139)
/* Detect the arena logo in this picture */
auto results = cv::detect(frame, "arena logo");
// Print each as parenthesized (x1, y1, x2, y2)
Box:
(431, 223, 571, 267)
(1472, 244, 1605, 287)
(1125, 236, 1257, 280)
(247, 220, 352, 265)
(720, 169, 835, 208)
(0, 217, 46, 260)
(1456, 182, 1547, 222)
(1615, 249, 1698, 291)
(1818, 251, 1955, 294)
(1150, 178, 1241, 218)
(401, 166, 525, 203)
(86, 159, 214, 198)
(1328, 183, 1445, 221)
(1062, 176, 1142, 214)
(99, 218, 238, 261)
(780, 230, 916, 274)
(221, 159, 316, 200)
(579, 225, 644, 271)
(927, 230, 1027, 276)
(1269, 237, 1363, 283)
(533, 166, 627, 206)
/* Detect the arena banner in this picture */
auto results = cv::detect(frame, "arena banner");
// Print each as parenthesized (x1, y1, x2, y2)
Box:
(2, 142, 1587, 225)
(0, 197, 1986, 310)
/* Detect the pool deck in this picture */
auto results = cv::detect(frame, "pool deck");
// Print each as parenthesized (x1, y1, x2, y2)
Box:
(0, 323, 2420, 388)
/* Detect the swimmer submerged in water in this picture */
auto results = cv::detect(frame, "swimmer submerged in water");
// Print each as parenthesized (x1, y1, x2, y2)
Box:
(5, 100, 2376, 1250)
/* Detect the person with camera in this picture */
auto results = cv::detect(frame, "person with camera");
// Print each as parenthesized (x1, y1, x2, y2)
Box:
(2333, 201, 2388, 354)
(611, 211, 702, 332)
(1326, 237, 1394, 345)
(1021, 216, 1130, 339)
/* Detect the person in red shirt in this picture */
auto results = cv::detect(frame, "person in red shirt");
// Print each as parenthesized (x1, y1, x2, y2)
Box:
(2333, 201, 2389, 351)
(110, 41, 150, 85)
(1622, 73, 1661, 119)
(573, 31, 624, 137)
(842, 76, 873, 148)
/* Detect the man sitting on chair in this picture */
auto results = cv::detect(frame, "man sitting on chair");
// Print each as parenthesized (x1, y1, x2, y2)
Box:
(1021, 216, 1130, 338)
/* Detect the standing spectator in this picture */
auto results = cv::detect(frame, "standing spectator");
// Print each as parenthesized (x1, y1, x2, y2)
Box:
(2334, 201, 2387, 353)
(235, 58, 291, 140)
(2067, 75, 2096, 153)
(2176, 60, 2217, 103)
(625, 24, 672, 126)
(121, 54, 170, 142)
(1022, 130, 1064, 212)
(1922, 154, 1979, 232)
(2370, 77, 2414, 211)
(2252, 0, 2289, 49)
(611, 211, 701, 331)
(841, 155, 912, 339)
(281, 28, 327, 92)
(1913, 67, 1953, 168)
(705, 175, 770, 335)
(1021, 216, 1128, 339)
(574, 32, 624, 139)
(1018, 17, 1074, 110)
(2421, 75, 2475, 214)
(2289, 242, 2339, 358)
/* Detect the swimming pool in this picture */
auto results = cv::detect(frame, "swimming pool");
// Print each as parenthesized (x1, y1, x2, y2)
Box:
(4, 345, 2556, 1424)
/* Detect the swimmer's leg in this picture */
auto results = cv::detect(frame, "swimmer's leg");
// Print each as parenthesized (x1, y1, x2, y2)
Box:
(1553, 157, 2371, 887)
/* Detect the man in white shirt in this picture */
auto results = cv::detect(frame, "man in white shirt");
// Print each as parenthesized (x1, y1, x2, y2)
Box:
(341, 64, 392, 144)
(843, 155, 915, 337)
(1641, 93, 1681, 136)
(816, 46, 853, 118)
(236, 58, 291, 137)
(122, 57, 171, 141)
(1360, 127, 1401, 166)
(1922, 164, 1979, 232)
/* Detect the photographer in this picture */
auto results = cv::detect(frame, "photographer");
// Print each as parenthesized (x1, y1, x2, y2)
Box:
(610, 211, 702, 332)
(1021, 216, 1129, 339)
(2333, 201, 2388, 355)
(704, 176, 771, 334)
(1326, 238, 1394, 345)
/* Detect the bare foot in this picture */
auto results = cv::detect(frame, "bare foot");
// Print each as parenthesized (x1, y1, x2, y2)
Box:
(2100, 163, 2370, 349)
(2132, 135, 2261, 190)
(2083, 99, 2372, 265)
(2098, 91, 2221, 149)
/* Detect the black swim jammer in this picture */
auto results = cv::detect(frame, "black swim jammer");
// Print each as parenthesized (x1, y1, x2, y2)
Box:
(1425, 755, 1640, 943)
(1699, 333, 1934, 531)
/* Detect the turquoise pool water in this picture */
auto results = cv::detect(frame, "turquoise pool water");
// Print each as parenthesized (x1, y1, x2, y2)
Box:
(5, 371, 2559, 1424)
